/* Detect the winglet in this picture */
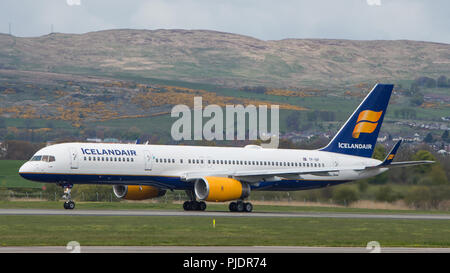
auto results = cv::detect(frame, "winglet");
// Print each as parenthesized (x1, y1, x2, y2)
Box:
(380, 139, 402, 166)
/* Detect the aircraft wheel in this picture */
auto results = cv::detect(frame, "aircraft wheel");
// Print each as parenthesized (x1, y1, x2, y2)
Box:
(68, 201, 75, 210)
(183, 201, 192, 211)
(191, 201, 200, 211)
(199, 201, 207, 211)
(229, 202, 237, 212)
(236, 202, 244, 212)
(244, 202, 253, 212)
(64, 201, 75, 210)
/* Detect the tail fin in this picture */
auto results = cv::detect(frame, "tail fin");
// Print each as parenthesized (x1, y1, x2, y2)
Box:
(380, 139, 402, 166)
(320, 83, 394, 158)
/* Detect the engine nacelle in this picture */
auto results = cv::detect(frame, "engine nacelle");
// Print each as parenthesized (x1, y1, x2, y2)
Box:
(113, 185, 166, 200)
(194, 176, 250, 202)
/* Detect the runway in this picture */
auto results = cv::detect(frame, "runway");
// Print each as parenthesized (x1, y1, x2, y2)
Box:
(0, 245, 449, 253)
(1, 208, 450, 220)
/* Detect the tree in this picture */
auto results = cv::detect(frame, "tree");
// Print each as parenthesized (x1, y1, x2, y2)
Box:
(437, 75, 448, 88)
(424, 133, 434, 143)
(375, 185, 399, 203)
(414, 76, 436, 88)
(410, 93, 424, 106)
(372, 144, 386, 160)
(409, 82, 420, 95)
(442, 130, 449, 143)
(412, 150, 435, 174)
(286, 112, 300, 131)
(332, 186, 359, 206)
(405, 186, 431, 209)
(1, 140, 45, 160)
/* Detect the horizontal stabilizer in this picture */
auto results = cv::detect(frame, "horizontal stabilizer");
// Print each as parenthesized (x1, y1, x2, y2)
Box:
(381, 161, 435, 168)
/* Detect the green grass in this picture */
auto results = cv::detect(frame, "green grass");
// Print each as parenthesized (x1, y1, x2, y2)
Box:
(0, 215, 448, 247)
(0, 160, 41, 188)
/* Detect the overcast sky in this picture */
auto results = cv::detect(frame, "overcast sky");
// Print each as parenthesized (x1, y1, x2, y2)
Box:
(0, 0, 449, 43)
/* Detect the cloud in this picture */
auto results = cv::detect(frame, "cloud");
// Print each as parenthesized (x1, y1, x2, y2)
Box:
(66, 0, 81, 6)
(366, 0, 381, 6)
(0, 0, 449, 43)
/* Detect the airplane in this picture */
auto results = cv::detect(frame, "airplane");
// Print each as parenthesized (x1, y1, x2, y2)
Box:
(18, 83, 434, 211)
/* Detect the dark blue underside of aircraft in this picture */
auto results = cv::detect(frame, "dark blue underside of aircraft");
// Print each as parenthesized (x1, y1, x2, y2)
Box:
(19, 173, 350, 191)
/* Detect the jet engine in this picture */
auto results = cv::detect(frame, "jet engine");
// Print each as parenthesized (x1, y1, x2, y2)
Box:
(194, 176, 250, 202)
(113, 185, 166, 200)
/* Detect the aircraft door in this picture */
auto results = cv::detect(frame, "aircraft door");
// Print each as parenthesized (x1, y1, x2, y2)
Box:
(70, 148, 79, 169)
(143, 150, 152, 171)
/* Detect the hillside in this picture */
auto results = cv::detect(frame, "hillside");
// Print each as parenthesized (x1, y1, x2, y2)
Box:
(0, 29, 449, 88)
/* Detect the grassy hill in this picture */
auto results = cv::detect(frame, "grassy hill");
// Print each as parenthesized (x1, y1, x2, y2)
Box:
(0, 29, 449, 88)
(0, 29, 448, 144)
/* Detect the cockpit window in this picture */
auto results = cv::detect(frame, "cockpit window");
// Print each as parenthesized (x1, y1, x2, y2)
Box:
(30, 155, 55, 162)
(30, 155, 42, 161)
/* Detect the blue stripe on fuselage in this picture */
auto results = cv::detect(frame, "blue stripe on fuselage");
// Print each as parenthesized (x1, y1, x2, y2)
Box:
(19, 172, 350, 191)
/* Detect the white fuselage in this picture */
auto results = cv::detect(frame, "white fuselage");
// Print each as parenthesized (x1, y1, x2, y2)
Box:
(19, 142, 385, 191)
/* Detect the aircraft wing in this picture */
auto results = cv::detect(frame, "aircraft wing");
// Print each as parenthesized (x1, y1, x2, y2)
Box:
(181, 167, 344, 183)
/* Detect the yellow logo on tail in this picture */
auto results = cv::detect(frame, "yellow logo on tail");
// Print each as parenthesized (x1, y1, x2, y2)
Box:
(352, 110, 383, 138)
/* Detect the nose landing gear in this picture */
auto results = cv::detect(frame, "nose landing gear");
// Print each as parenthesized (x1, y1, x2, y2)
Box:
(60, 183, 75, 210)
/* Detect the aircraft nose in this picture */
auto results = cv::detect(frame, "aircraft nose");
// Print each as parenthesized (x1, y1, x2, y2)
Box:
(19, 162, 31, 178)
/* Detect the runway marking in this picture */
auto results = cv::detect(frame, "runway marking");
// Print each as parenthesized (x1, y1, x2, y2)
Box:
(0, 246, 449, 253)
(0, 209, 450, 220)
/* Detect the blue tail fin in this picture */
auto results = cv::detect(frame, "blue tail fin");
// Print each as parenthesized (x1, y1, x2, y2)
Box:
(320, 83, 394, 158)
(380, 139, 402, 165)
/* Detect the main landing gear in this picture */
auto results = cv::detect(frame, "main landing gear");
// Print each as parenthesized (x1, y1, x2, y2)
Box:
(183, 190, 207, 211)
(61, 184, 75, 210)
(229, 201, 253, 212)
(183, 200, 207, 211)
